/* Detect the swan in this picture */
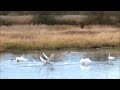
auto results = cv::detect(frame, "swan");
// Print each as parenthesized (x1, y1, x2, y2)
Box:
(40, 52, 54, 64)
(43, 52, 54, 61)
(108, 53, 116, 61)
(16, 55, 27, 62)
(80, 58, 92, 65)
(40, 56, 50, 64)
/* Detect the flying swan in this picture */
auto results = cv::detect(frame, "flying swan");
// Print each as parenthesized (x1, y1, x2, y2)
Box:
(40, 52, 54, 64)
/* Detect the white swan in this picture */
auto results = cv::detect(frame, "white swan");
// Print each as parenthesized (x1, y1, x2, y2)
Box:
(40, 56, 49, 64)
(108, 53, 116, 61)
(16, 55, 27, 62)
(40, 52, 54, 64)
(80, 58, 92, 65)
(43, 52, 54, 60)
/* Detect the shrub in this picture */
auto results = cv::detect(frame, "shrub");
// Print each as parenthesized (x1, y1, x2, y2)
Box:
(32, 15, 58, 25)
(0, 17, 12, 26)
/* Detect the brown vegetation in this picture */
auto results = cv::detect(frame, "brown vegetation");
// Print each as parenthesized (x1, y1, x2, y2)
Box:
(0, 25, 119, 51)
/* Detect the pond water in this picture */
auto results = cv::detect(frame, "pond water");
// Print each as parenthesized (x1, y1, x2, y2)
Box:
(0, 49, 120, 79)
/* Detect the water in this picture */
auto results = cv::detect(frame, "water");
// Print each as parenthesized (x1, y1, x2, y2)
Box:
(0, 49, 120, 79)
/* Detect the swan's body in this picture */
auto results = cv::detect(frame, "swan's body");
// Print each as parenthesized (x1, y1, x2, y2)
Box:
(16, 55, 27, 62)
(80, 58, 92, 65)
(108, 54, 116, 61)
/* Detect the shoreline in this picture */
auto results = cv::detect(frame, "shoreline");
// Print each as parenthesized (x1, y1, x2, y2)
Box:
(0, 47, 120, 53)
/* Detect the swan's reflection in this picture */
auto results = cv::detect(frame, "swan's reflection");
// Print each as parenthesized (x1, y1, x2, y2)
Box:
(80, 64, 91, 71)
(41, 63, 54, 71)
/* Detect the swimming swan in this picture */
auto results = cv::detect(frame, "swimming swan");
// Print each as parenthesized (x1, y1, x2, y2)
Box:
(80, 58, 92, 65)
(108, 53, 116, 61)
(16, 55, 27, 62)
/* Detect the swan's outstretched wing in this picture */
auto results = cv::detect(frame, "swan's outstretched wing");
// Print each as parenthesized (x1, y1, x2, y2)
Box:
(43, 52, 49, 60)
(80, 58, 84, 63)
(50, 53, 55, 59)
(40, 56, 47, 63)
(22, 58, 27, 61)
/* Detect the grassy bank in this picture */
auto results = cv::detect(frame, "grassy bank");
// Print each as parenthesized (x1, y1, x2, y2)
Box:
(0, 25, 120, 51)
(0, 15, 87, 25)
(0, 15, 33, 25)
(1, 15, 120, 26)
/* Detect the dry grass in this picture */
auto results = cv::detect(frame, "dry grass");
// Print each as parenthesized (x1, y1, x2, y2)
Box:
(0, 25, 120, 51)
(0, 15, 33, 24)
(56, 15, 88, 23)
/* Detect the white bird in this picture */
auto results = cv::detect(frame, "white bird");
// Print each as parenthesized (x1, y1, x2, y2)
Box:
(108, 53, 116, 61)
(43, 52, 54, 60)
(40, 52, 54, 64)
(80, 58, 92, 65)
(40, 56, 49, 64)
(16, 55, 27, 62)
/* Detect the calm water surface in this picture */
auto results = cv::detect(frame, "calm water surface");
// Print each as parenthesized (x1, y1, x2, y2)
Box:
(0, 49, 120, 79)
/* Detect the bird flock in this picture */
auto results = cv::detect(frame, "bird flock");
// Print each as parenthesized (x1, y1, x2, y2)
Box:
(15, 52, 116, 66)
(16, 52, 54, 64)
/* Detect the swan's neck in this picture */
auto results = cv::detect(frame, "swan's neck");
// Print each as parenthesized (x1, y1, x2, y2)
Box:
(21, 55, 24, 57)
(16, 58, 18, 62)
